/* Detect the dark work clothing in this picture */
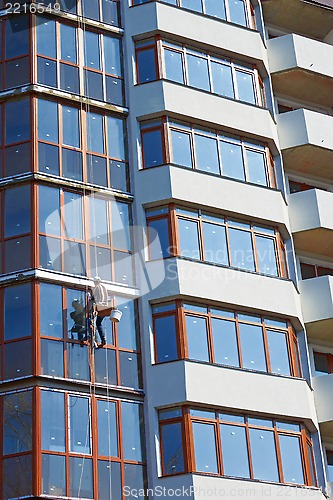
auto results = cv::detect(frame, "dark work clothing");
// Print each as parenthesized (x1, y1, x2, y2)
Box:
(96, 316, 106, 343)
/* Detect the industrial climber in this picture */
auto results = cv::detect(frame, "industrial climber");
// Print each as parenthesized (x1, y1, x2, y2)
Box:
(90, 276, 108, 347)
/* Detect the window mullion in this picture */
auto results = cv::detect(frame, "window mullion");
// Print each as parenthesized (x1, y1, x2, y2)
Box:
(274, 427, 284, 483)
(183, 407, 194, 473)
(176, 300, 187, 359)
(245, 421, 254, 479)
(155, 36, 163, 80)
(169, 203, 178, 256)
(251, 227, 259, 273)
(262, 323, 272, 373)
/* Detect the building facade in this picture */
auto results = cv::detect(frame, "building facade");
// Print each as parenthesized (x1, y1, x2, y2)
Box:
(0, 0, 332, 498)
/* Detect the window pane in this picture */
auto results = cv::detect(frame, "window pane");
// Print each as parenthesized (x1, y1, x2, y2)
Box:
(90, 197, 108, 244)
(220, 424, 250, 478)
(250, 428, 279, 482)
(98, 461, 122, 500)
(3, 391, 32, 454)
(39, 235, 61, 271)
(114, 250, 133, 286)
(211, 62, 234, 98)
(69, 396, 91, 454)
(60, 63, 80, 93)
(89, 246, 112, 282)
(4, 283, 31, 340)
(69, 457, 93, 499)
(279, 435, 305, 484)
(256, 236, 278, 276)
(62, 149, 83, 181)
(37, 57, 57, 87)
(4, 236, 31, 273)
(104, 36, 121, 76)
(98, 400, 118, 457)
(102, 0, 120, 26)
(327, 451, 333, 482)
(4, 339, 32, 379)
(84, 30, 101, 69)
(4, 185, 30, 237)
(202, 222, 228, 265)
(3, 455, 32, 499)
(236, 70, 255, 104)
(212, 318, 239, 367)
(5, 16, 29, 59)
(137, 48, 156, 83)
(38, 143, 59, 176)
(41, 339, 64, 377)
(170, 130, 192, 168)
(192, 422, 218, 473)
(62, 106, 80, 148)
(122, 402, 144, 461)
(64, 192, 83, 240)
(94, 347, 117, 385)
(41, 390, 65, 452)
(120, 351, 141, 388)
(85, 69, 103, 100)
(40, 283, 63, 338)
(161, 422, 185, 474)
(228, 228, 255, 271)
(61, 24, 77, 63)
(142, 129, 163, 168)
(87, 154, 108, 187)
(148, 218, 170, 259)
(178, 219, 200, 260)
(229, 0, 247, 26)
(110, 160, 128, 191)
(246, 150, 267, 186)
(164, 49, 184, 84)
(155, 315, 178, 363)
(87, 112, 104, 153)
(314, 353, 330, 376)
(106, 75, 123, 105)
(220, 141, 245, 181)
(5, 99, 30, 144)
(38, 100, 58, 143)
(82, 0, 100, 20)
(186, 54, 210, 91)
(39, 185, 61, 236)
(107, 116, 125, 160)
(42, 454, 66, 497)
(205, 0, 226, 19)
(194, 134, 220, 174)
(124, 464, 146, 495)
(67, 343, 90, 380)
(4, 142, 31, 177)
(5, 56, 30, 89)
(239, 323, 266, 372)
(182, 0, 202, 12)
(186, 315, 209, 362)
(267, 330, 291, 376)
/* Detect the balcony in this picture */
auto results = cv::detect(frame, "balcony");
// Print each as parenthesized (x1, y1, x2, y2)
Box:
(268, 34, 333, 107)
(137, 165, 289, 228)
(262, 0, 333, 40)
(127, 1, 269, 69)
(299, 275, 333, 341)
(133, 80, 279, 147)
(277, 109, 333, 179)
(313, 374, 333, 439)
(288, 189, 333, 257)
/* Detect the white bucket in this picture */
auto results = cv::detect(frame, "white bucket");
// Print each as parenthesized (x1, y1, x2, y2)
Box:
(109, 308, 123, 323)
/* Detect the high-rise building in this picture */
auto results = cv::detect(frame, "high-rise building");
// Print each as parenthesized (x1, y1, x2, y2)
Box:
(0, 0, 332, 498)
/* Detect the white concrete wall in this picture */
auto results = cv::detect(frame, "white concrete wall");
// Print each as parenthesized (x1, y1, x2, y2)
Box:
(127, 1, 269, 73)
(313, 374, 333, 424)
(137, 165, 290, 231)
(277, 109, 333, 152)
(299, 276, 333, 325)
(133, 81, 280, 151)
(268, 34, 333, 78)
(288, 189, 333, 233)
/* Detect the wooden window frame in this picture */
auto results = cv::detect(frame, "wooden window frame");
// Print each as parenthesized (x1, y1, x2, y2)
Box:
(136, 38, 265, 107)
(141, 117, 278, 190)
(37, 388, 146, 498)
(152, 301, 302, 378)
(300, 262, 333, 280)
(159, 406, 318, 487)
(313, 351, 333, 375)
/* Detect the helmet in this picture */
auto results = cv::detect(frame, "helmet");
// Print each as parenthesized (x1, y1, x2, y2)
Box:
(93, 276, 101, 283)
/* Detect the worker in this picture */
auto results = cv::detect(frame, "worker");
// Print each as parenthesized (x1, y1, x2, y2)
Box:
(70, 299, 87, 342)
(91, 276, 108, 347)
